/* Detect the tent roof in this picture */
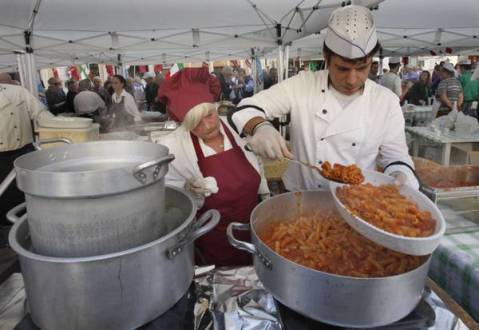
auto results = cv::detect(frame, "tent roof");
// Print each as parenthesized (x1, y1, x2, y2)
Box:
(0, 0, 384, 71)
(1, 0, 478, 71)
(286, 0, 479, 59)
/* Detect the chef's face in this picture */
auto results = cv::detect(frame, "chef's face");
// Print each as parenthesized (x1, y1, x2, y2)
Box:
(191, 108, 220, 140)
(327, 54, 372, 95)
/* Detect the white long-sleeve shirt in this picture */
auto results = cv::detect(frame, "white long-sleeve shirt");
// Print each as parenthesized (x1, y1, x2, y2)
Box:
(0, 84, 51, 152)
(380, 71, 402, 97)
(232, 70, 418, 191)
(111, 90, 142, 122)
(157, 118, 269, 195)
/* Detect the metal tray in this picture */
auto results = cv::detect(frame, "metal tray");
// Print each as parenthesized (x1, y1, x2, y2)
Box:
(414, 158, 479, 202)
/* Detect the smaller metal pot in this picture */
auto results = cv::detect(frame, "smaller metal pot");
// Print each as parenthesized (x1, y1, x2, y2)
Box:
(10, 140, 175, 257)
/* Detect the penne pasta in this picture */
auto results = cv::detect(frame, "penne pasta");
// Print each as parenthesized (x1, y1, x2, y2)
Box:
(259, 210, 426, 278)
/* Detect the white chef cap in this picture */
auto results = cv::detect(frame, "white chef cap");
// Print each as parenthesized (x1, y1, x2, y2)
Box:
(143, 72, 155, 79)
(389, 57, 401, 64)
(324, 5, 378, 59)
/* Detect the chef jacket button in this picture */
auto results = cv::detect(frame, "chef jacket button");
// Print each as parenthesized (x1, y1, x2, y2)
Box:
(322, 109, 327, 114)
(17, 138, 20, 141)
(318, 160, 323, 164)
(318, 184, 322, 188)
(352, 142, 356, 147)
(14, 126, 17, 128)
(320, 138, 325, 141)
(10, 112, 13, 115)
(321, 89, 325, 93)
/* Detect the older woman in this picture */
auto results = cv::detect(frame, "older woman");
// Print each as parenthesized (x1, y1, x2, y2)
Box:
(158, 67, 269, 266)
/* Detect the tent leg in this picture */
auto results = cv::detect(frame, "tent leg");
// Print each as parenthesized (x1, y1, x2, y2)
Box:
(277, 46, 284, 83)
(16, 53, 26, 88)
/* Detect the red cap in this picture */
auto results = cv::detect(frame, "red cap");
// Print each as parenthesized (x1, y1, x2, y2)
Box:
(158, 67, 221, 121)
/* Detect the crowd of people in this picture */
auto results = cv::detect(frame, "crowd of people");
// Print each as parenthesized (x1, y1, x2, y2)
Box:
(43, 73, 167, 119)
(372, 58, 479, 120)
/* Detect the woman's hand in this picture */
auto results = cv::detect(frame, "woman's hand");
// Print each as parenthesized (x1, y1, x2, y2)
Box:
(184, 177, 219, 198)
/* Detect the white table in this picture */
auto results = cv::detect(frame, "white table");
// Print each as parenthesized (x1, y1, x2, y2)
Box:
(406, 126, 479, 165)
(403, 105, 434, 127)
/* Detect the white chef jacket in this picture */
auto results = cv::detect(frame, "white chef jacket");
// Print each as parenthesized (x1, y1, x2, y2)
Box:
(380, 71, 402, 97)
(111, 90, 142, 122)
(232, 70, 419, 191)
(0, 84, 51, 152)
(157, 118, 269, 195)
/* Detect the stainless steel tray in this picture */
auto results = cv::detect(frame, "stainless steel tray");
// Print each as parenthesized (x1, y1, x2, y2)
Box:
(414, 158, 479, 202)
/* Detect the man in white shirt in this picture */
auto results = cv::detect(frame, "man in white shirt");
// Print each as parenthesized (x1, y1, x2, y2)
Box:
(0, 83, 52, 233)
(229, 5, 418, 191)
(380, 57, 402, 97)
(74, 79, 106, 117)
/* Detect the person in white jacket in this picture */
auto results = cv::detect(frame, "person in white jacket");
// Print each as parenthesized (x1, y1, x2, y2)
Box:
(157, 67, 269, 267)
(229, 5, 419, 191)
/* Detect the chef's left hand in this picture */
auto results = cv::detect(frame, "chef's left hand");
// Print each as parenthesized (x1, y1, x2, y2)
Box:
(389, 171, 407, 186)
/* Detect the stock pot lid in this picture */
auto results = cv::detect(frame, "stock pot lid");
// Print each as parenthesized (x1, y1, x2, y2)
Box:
(14, 140, 173, 197)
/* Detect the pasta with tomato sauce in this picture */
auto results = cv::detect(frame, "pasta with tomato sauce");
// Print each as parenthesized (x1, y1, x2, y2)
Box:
(336, 184, 436, 237)
(259, 210, 425, 278)
(321, 161, 364, 184)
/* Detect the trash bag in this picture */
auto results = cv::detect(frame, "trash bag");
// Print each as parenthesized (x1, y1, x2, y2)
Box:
(455, 111, 479, 135)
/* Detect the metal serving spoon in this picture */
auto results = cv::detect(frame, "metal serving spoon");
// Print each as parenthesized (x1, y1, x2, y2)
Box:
(286, 158, 344, 184)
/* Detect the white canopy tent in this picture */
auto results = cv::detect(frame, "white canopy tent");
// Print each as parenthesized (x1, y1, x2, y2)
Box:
(283, 0, 479, 60)
(0, 0, 382, 71)
(1, 0, 478, 93)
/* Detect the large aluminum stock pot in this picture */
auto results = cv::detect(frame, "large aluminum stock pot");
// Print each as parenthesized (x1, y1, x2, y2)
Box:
(9, 186, 219, 330)
(227, 191, 431, 328)
(9, 140, 174, 257)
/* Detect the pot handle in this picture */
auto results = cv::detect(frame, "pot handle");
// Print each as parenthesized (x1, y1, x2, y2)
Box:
(227, 222, 272, 269)
(33, 137, 72, 150)
(133, 154, 175, 184)
(6, 202, 27, 224)
(167, 209, 220, 259)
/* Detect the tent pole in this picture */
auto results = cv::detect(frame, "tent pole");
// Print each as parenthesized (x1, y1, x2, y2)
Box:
(251, 48, 257, 94)
(15, 52, 26, 88)
(284, 44, 290, 79)
(30, 53, 39, 97)
(278, 46, 284, 83)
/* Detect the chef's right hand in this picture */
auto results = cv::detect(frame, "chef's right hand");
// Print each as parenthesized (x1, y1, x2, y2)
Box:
(246, 123, 293, 160)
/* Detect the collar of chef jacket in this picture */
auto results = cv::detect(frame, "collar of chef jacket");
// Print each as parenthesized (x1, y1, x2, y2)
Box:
(315, 73, 370, 139)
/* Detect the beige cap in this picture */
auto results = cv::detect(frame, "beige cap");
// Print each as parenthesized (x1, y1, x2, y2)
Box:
(442, 62, 455, 73)
(324, 5, 378, 59)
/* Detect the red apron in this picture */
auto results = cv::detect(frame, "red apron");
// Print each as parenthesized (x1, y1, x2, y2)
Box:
(191, 121, 260, 266)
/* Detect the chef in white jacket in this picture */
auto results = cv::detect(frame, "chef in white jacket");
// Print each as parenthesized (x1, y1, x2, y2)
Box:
(230, 5, 419, 191)
(157, 67, 269, 266)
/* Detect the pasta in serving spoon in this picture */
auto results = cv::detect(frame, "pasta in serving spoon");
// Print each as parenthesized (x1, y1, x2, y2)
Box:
(287, 159, 364, 184)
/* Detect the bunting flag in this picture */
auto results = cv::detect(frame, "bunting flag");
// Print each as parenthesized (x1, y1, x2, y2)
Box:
(138, 65, 147, 73)
(78, 65, 89, 80)
(68, 66, 80, 80)
(106, 65, 115, 77)
(154, 64, 163, 73)
(308, 62, 318, 72)
(169, 63, 184, 76)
